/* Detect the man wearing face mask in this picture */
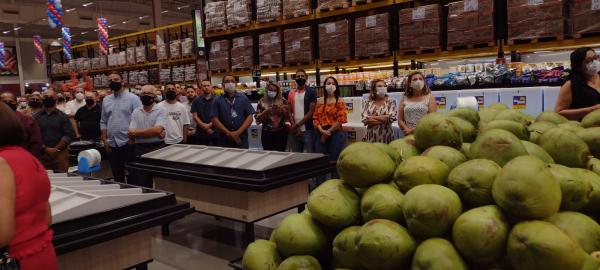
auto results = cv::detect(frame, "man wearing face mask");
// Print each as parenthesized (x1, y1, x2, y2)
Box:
(34, 90, 75, 171)
(192, 79, 218, 146)
(26, 92, 43, 116)
(157, 83, 190, 145)
(287, 69, 317, 153)
(0, 91, 43, 158)
(210, 75, 256, 148)
(100, 71, 142, 183)
(66, 88, 86, 117)
(74, 91, 102, 141)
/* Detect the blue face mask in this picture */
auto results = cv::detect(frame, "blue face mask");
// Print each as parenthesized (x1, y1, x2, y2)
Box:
(155, 95, 163, 103)
(267, 91, 277, 98)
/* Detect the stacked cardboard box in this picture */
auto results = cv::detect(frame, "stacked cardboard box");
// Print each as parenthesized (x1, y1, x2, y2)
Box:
(283, 0, 311, 18)
(259, 31, 283, 67)
(399, 4, 442, 52)
(284, 27, 312, 65)
(231, 36, 253, 70)
(355, 13, 390, 58)
(507, 0, 566, 41)
(209, 40, 230, 71)
(226, 0, 252, 28)
(319, 20, 349, 61)
(205, 1, 227, 32)
(257, 0, 282, 22)
(570, 0, 600, 36)
(318, 0, 348, 10)
(447, 0, 494, 48)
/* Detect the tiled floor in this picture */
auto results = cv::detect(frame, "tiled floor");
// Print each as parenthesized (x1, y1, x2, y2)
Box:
(147, 210, 294, 270)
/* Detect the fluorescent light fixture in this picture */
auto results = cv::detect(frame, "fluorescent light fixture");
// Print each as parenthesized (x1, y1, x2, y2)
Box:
(122, 20, 129, 24)
(109, 24, 116, 28)
(80, 31, 88, 35)
(82, 2, 94, 7)
(2, 31, 10, 34)
(139, 15, 149, 20)
(363, 64, 394, 69)
(66, 8, 76, 12)
(161, 10, 169, 14)
(13, 27, 21, 31)
(93, 29, 98, 32)
(177, 5, 189, 10)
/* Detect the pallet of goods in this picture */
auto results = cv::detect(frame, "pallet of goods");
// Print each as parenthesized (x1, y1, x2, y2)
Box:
(231, 36, 254, 71)
(284, 27, 313, 66)
(226, 0, 252, 29)
(507, 0, 566, 44)
(317, 0, 350, 12)
(205, 1, 227, 33)
(209, 40, 230, 72)
(259, 31, 283, 68)
(257, 0, 282, 23)
(355, 13, 390, 59)
(399, 4, 442, 55)
(283, 0, 311, 18)
(447, 0, 495, 50)
(570, 0, 600, 37)
(319, 20, 350, 63)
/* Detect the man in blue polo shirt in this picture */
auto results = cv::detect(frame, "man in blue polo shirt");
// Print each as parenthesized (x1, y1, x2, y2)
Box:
(210, 75, 255, 149)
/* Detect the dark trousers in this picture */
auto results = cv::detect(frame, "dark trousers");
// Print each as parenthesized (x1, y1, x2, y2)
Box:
(195, 130, 218, 146)
(261, 127, 288, 151)
(218, 133, 249, 149)
(130, 142, 166, 188)
(108, 144, 136, 183)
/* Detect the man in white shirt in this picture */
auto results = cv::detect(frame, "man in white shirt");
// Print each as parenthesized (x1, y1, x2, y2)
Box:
(158, 83, 191, 144)
(65, 87, 86, 138)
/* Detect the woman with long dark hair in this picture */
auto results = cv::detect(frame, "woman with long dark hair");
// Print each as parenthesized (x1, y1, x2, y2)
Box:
(313, 76, 348, 165)
(555, 47, 600, 119)
(398, 71, 436, 135)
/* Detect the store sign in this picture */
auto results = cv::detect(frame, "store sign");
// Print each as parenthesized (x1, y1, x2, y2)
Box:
(194, 10, 205, 49)
(436, 96, 447, 110)
(513, 96, 527, 109)
(251, 128, 259, 138)
(475, 96, 484, 108)
(345, 102, 354, 114)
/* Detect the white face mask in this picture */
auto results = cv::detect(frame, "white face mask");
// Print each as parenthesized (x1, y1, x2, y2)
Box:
(586, 60, 600, 75)
(325, 85, 336, 95)
(376, 86, 387, 97)
(75, 92, 85, 101)
(267, 91, 277, 98)
(224, 82, 236, 93)
(411, 80, 425, 92)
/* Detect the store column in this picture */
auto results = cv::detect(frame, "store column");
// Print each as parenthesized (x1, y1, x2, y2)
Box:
(152, 0, 162, 28)
(14, 30, 25, 95)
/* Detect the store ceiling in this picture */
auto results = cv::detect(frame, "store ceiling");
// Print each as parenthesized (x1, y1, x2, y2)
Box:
(0, 0, 198, 43)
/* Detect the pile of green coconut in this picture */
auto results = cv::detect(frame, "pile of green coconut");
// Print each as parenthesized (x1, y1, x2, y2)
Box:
(242, 104, 600, 270)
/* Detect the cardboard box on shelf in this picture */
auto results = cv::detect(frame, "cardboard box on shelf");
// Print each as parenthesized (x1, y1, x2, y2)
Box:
(209, 40, 230, 71)
(231, 36, 253, 70)
(447, 0, 494, 48)
(204, 1, 227, 32)
(569, 0, 600, 35)
(259, 31, 283, 67)
(355, 13, 390, 58)
(317, 0, 349, 10)
(257, 0, 282, 22)
(226, 0, 252, 28)
(283, 0, 310, 18)
(507, 0, 566, 40)
(319, 20, 350, 61)
(399, 4, 442, 52)
(284, 27, 312, 65)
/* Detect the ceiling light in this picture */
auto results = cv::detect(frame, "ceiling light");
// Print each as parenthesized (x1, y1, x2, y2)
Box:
(82, 2, 94, 7)
(93, 29, 98, 32)
(161, 10, 169, 14)
(2, 31, 9, 34)
(177, 5, 189, 10)
(13, 27, 21, 31)
(108, 24, 115, 28)
(80, 31, 88, 34)
(122, 20, 128, 24)
(66, 8, 76, 12)
(138, 15, 149, 20)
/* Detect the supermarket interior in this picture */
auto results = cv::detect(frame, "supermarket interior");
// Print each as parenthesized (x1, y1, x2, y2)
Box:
(1, 0, 600, 269)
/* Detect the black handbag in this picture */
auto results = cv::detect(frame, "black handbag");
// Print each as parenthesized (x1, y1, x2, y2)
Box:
(0, 247, 19, 270)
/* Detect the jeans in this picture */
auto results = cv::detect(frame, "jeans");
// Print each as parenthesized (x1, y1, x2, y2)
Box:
(314, 130, 347, 188)
(261, 127, 288, 152)
(108, 144, 136, 183)
(290, 129, 316, 153)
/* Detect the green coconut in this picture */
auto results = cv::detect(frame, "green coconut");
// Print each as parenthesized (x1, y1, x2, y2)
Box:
(414, 112, 463, 150)
(482, 120, 530, 140)
(587, 157, 600, 176)
(337, 142, 396, 188)
(479, 108, 501, 126)
(411, 238, 468, 270)
(448, 116, 477, 143)
(447, 107, 480, 127)
(546, 211, 600, 253)
(494, 109, 531, 126)
(521, 140, 555, 164)
(539, 127, 591, 168)
(373, 142, 402, 165)
(528, 121, 558, 143)
(356, 219, 416, 270)
(492, 155, 561, 219)
(536, 111, 568, 124)
(272, 213, 328, 258)
(507, 220, 587, 270)
(580, 254, 600, 270)
(277, 256, 321, 270)
(404, 134, 416, 144)
(393, 156, 450, 193)
(402, 184, 462, 239)
(559, 121, 585, 133)
(581, 109, 600, 128)
(548, 165, 592, 211)
(332, 226, 364, 270)
(447, 159, 501, 207)
(572, 168, 600, 215)
(307, 179, 360, 228)
(389, 138, 421, 163)
(242, 240, 281, 270)
(489, 103, 509, 110)
(460, 143, 472, 159)
(422, 145, 467, 170)
(469, 129, 528, 166)
(361, 183, 404, 224)
(452, 205, 509, 265)
(577, 127, 600, 158)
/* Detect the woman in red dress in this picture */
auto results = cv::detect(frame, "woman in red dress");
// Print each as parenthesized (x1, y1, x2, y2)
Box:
(0, 102, 57, 270)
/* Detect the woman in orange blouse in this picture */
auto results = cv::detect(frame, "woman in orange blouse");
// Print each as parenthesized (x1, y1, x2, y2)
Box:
(313, 76, 348, 169)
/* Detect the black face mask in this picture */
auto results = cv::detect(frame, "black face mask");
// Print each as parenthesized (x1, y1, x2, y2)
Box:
(58, 97, 65, 103)
(109, 81, 122, 92)
(42, 97, 56, 108)
(295, 78, 306, 87)
(85, 98, 95, 106)
(165, 91, 177, 100)
(140, 95, 154, 106)
(28, 100, 42, 108)
(3, 101, 16, 111)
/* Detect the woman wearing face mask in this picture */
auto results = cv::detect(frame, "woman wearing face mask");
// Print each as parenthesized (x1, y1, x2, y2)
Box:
(313, 77, 348, 168)
(555, 47, 600, 120)
(362, 79, 398, 143)
(256, 83, 291, 151)
(398, 71, 436, 135)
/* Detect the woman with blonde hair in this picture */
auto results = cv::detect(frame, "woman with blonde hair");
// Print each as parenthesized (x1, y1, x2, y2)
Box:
(398, 71, 436, 135)
(256, 82, 291, 151)
(362, 79, 397, 143)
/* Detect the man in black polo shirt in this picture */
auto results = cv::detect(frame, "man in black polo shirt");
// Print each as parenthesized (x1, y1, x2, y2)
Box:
(75, 91, 102, 141)
(35, 89, 75, 171)
(191, 79, 218, 146)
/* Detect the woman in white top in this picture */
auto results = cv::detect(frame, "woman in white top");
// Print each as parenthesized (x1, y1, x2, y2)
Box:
(398, 71, 436, 135)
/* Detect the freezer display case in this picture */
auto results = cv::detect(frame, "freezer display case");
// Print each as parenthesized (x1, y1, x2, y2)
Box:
(49, 172, 193, 270)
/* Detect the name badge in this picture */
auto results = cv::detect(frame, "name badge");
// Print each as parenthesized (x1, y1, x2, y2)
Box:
(231, 110, 238, 118)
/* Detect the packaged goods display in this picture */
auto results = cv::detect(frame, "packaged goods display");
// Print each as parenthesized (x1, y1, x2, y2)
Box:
(170, 39, 181, 59)
(284, 27, 312, 65)
(127, 47, 136, 65)
(257, 0, 282, 22)
(399, 4, 442, 52)
(317, 0, 349, 10)
(507, 0, 566, 41)
(172, 66, 185, 82)
(129, 70, 139, 85)
(138, 70, 149, 84)
(447, 0, 495, 48)
(226, 0, 252, 28)
(319, 20, 350, 61)
(160, 68, 171, 82)
(355, 13, 390, 58)
(205, 1, 227, 32)
(259, 31, 283, 67)
(209, 40, 230, 71)
(570, 0, 600, 36)
(136, 45, 147, 63)
(283, 0, 311, 18)
(117, 51, 127, 66)
(148, 68, 159, 84)
(52, 63, 62, 74)
(122, 71, 129, 85)
(181, 38, 194, 57)
(157, 43, 168, 60)
(185, 65, 197, 81)
(231, 36, 254, 70)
